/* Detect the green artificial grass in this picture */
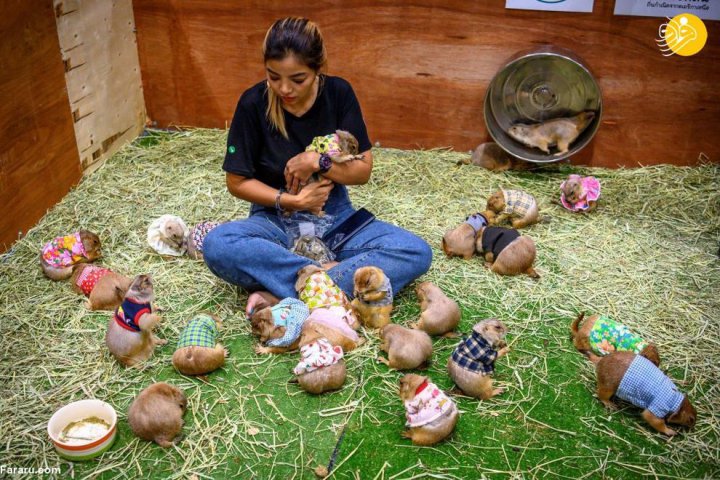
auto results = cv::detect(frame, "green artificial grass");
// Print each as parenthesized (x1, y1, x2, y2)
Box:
(0, 128, 718, 479)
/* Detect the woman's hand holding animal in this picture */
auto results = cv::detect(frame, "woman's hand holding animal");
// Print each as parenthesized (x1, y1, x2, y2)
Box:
(286, 178, 334, 215)
(285, 151, 321, 194)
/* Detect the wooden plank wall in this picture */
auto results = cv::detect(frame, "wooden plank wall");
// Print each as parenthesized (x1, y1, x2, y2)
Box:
(133, 0, 720, 167)
(55, 0, 146, 175)
(0, 0, 82, 252)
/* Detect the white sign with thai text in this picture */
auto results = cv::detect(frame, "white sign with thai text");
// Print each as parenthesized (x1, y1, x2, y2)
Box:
(505, 0, 594, 13)
(614, 0, 719, 21)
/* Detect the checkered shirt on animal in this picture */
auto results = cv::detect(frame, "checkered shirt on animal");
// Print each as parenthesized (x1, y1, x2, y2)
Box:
(589, 316, 648, 357)
(177, 314, 218, 349)
(451, 330, 498, 375)
(266, 298, 310, 347)
(501, 189, 535, 217)
(75, 265, 112, 296)
(616, 355, 685, 419)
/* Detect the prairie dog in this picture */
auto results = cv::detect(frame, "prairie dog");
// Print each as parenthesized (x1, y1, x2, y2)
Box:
(128, 382, 187, 447)
(570, 313, 660, 366)
(441, 212, 496, 259)
(350, 266, 393, 329)
(378, 324, 433, 370)
(462, 142, 532, 171)
(296, 265, 359, 329)
(147, 215, 188, 256)
(595, 352, 696, 436)
(40, 230, 102, 281)
(399, 374, 459, 446)
(304, 308, 361, 353)
(70, 264, 132, 311)
(448, 319, 509, 399)
(105, 274, 166, 367)
(507, 111, 595, 155)
(560, 174, 600, 212)
(294, 328, 346, 394)
(251, 298, 309, 355)
(172, 313, 227, 376)
(306, 129, 364, 163)
(186, 221, 220, 260)
(413, 282, 460, 336)
(475, 226, 539, 278)
(486, 189, 540, 229)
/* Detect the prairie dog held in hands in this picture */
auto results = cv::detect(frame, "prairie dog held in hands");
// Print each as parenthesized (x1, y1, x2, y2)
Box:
(595, 352, 696, 436)
(475, 226, 539, 278)
(128, 382, 187, 447)
(571, 313, 660, 366)
(399, 374, 459, 446)
(40, 230, 102, 281)
(448, 319, 510, 399)
(172, 313, 227, 376)
(105, 274, 166, 367)
(486, 189, 540, 229)
(306, 129, 365, 163)
(413, 282, 460, 336)
(507, 111, 595, 155)
(378, 324, 433, 370)
(350, 266, 393, 329)
(70, 264, 132, 310)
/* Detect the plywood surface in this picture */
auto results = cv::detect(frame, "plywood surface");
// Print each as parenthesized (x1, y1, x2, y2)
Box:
(55, 0, 146, 174)
(0, 0, 82, 253)
(133, 0, 720, 167)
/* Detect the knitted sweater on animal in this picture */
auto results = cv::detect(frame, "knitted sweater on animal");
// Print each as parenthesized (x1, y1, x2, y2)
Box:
(177, 314, 218, 349)
(404, 380, 455, 428)
(114, 298, 152, 332)
(616, 355, 684, 419)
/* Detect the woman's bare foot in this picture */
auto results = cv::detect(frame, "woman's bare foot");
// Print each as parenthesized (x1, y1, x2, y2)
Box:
(245, 291, 280, 317)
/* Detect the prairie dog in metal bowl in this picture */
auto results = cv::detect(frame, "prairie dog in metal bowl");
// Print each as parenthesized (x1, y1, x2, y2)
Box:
(128, 382, 187, 447)
(378, 324, 432, 370)
(413, 282, 460, 336)
(40, 230, 102, 281)
(507, 111, 595, 155)
(70, 264, 132, 311)
(399, 374, 458, 446)
(595, 352, 696, 436)
(448, 319, 510, 400)
(105, 274, 166, 367)
(475, 226, 539, 278)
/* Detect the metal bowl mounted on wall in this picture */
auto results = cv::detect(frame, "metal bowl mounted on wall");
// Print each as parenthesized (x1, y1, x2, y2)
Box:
(484, 46, 602, 163)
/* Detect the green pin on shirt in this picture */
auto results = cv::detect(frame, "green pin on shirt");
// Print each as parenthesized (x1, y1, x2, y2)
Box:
(228, 145, 236, 154)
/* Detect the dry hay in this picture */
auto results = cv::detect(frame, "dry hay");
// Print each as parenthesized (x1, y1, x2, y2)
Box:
(0, 128, 718, 478)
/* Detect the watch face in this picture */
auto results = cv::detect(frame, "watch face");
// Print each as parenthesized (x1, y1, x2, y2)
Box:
(319, 154, 332, 172)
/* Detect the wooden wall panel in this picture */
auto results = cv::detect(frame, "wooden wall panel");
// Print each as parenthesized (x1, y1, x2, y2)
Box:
(0, 0, 82, 253)
(133, 0, 720, 168)
(55, 0, 146, 174)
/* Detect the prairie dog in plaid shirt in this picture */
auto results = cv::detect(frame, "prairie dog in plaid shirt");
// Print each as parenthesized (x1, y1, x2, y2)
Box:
(448, 319, 510, 400)
(486, 189, 540, 229)
(172, 313, 227, 376)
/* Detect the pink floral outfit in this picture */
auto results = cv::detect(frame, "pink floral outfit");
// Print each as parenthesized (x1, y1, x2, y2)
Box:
(42, 232, 87, 267)
(404, 380, 455, 428)
(560, 175, 601, 212)
(293, 338, 344, 375)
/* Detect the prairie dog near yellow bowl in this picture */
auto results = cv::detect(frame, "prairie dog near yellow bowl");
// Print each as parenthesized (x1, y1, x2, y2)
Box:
(172, 313, 227, 376)
(70, 264, 132, 311)
(40, 230, 102, 281)
(486, 189, 540, 229)
(448, 319, 509, 400)
(399, 374, 459, 446)
(351, 266, 393, 329)
(105, 274, 166, 367)
(378, 324, 433, 370)
(412, 282, 460, 336)
(506, 111, 595, 156)
(475, 226, 539, 278)
(128, 382, 187, 447)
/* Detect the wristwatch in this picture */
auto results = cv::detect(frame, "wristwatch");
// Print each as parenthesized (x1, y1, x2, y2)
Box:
(318, 153, 332, 174)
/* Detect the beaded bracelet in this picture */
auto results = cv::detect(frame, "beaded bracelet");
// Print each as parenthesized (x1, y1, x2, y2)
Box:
(275, 188, 286, 213)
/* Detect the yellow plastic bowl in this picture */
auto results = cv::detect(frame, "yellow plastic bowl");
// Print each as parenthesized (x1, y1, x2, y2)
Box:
(47, 399, 117, 461)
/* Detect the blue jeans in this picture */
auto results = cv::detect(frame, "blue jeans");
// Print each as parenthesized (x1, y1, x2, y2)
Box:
(203, 189, 432, 299)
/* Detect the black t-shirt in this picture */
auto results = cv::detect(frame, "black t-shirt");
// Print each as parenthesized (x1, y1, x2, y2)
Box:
(481, 227, 520, 258)
(223, 75, 372, 190)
